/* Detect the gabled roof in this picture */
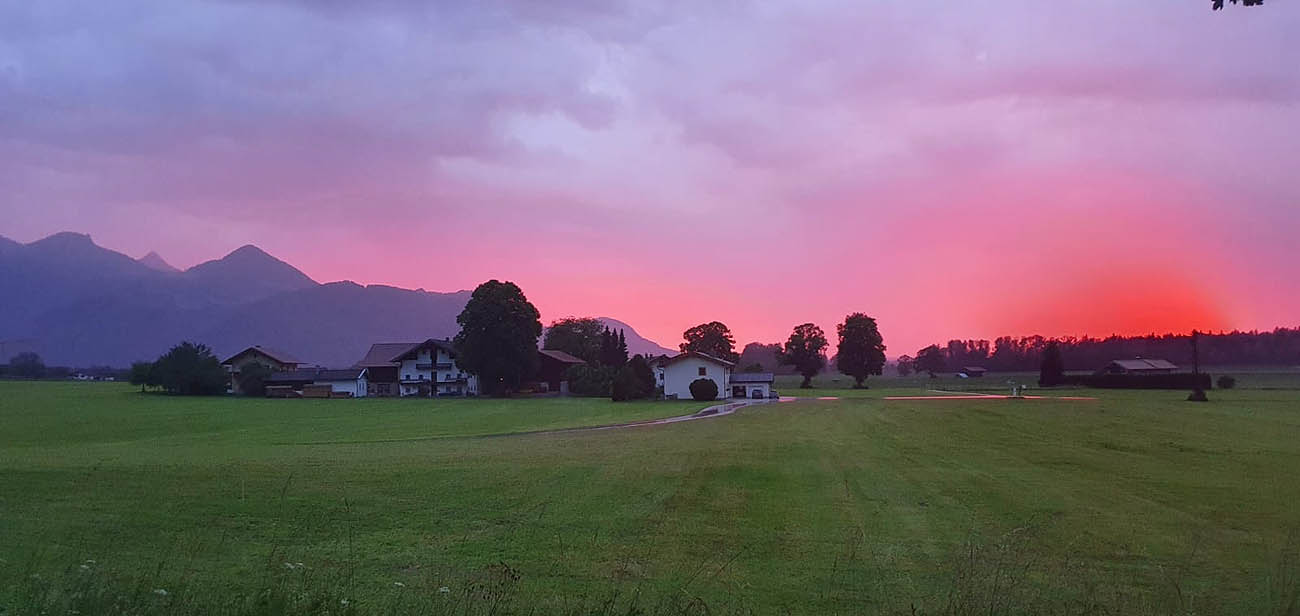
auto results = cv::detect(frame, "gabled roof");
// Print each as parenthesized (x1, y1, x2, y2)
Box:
(315, 368, 367, 381)
(539, 349, 586, 364)
(222, 345, 301, 366)
(267, 367, 366, 383)
(1111, 358, 1178, 371)
(661, 351, 736, 368)
(356, 342, 420, 367)
(731, 372, 774, 383)
(390, 338, 457, 362)
(266, 368, 322, 383)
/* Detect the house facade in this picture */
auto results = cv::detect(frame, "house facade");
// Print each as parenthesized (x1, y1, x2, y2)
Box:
(314, 368, 368, 398)
(653, 352, 735, 400)
(356, 339, 477, 397)
(221, 346, 302, 394)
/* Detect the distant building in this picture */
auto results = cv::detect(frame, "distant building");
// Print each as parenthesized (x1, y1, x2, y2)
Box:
(221, 345, 302, 394)
(1099, 358, 1178, 376)
(264, 367, 369, 398)
(537, 349, 587, 394)
(651, 352, 735, 400)
(958, 366, 987, 378)
(730, 372, 775, 399)
(354, 339, 477, 397)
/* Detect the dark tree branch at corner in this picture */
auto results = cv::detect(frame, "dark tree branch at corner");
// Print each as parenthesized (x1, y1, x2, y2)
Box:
(1213, 0, 1264, 10)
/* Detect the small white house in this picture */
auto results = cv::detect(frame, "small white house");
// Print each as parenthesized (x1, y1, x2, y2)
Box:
(313, 368, 369, 398)
(653, 352, 735, 400)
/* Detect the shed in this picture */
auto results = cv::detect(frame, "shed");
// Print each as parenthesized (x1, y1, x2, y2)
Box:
(537, 349, 587, 394)
(730, 372, 775, 399)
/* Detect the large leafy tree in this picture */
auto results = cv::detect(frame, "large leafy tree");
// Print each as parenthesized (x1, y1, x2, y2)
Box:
(680, 321, 739, 363)
(1039, 342, 1066, 387)
(1212, 0, 1263, 9)
(129, 361, 155, 392)
(779, 323, 829, 389)
(611, 354, 656, 402)
(454, 280, 543, 396)
(896, 355, 914, 377)
(543, 317, 605, 363)
(9, 352, 46, 379)
(914, 345, 946, 378)
(835, 313, 887, 389)
(153, 342, 226, 395)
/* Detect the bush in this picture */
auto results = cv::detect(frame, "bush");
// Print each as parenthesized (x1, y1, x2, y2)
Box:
(611, 355, 656, 402)
(1217, 375, 1237, 389)
(9, 352, 46, 379)
(152, 341, 227, 395)
(237, 362, 273, 397)
(689, 377, 718, 401)
(565, 364, 615, 397)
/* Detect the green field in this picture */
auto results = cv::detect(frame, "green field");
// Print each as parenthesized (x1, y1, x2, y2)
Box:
(3, 376, 1300, 615)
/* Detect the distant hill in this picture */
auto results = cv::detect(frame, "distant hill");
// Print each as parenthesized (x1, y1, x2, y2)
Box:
(0, 232, 670, 368)
(596, 317, 675, 357)
(137, 251, 180, 273)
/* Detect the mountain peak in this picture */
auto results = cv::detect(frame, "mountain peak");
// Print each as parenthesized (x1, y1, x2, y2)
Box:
(225, 244, 272, 259)
(138, 251, 180, 273)
(29, 231, 95, 248)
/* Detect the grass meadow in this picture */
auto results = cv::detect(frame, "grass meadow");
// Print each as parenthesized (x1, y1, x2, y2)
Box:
(3, 373, 1300, 614)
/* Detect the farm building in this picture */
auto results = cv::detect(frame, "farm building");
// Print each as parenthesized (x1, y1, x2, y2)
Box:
(652, 352, 735, 400)
(1098, 358, 1178, 376)
(731, 372, 775, 399)
(537, 349, 587, 394)
(958, 366, 987, 378)
(313, 368, 368, 398)
(354, 339, 477, 397)
(221, 345, 302, 394)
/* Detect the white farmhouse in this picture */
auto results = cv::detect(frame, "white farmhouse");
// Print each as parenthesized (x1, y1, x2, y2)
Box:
(390, 338, 479, 397)
(652, 352, 735, 400)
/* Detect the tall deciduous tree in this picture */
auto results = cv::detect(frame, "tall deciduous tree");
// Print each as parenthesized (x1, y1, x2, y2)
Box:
(454, 280, 543, 396)
(1212, 0, 1263, 9)
(914, 345, 946, 378)
(543, 317, 605, 363)
(152, 342, 226, 395)
(129, 361, 155, 392)
(836, 313, 887, 389)
(9, 352, 46, 379)
(779, 323, 829, 389)
(896, 355, 914, 377)
(1039, 342, 1066, 387)
(680, 321, 739, 363)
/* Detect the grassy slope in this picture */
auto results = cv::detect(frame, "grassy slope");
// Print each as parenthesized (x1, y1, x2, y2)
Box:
(2, 380, 1299, 613)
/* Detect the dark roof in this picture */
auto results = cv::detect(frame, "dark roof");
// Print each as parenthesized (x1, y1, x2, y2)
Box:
(222, 345, 301, 366)
(390, 338, 457, 362)
(366, 365, 399, 382)
(266, 368, 322, 383)
(962, 366, 987, 372)
(267, 367, 365, 383)
(731, 372, 774, 383)
(315, 368, 366, 381)
(539, 349, 586, 364)
(662, 351, 736, 368)
(356, 342, 419, 367)
(1110, 359, 1178, 371)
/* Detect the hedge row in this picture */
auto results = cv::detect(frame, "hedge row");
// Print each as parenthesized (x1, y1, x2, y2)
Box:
(1059, 372, 1213, 390)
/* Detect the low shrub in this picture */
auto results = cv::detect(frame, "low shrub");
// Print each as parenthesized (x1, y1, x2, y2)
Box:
(1217, 375, 1237, 389)
(689, 378, 718, 401)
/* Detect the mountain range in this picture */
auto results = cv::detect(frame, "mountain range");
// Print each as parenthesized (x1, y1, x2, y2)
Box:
(0, 232, 673, 367)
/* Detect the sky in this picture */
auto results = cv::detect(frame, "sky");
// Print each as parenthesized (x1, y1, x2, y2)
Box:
(1, 0, 1298, 354)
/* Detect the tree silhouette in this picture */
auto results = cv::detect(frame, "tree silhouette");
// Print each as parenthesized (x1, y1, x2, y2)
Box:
(1039, 342, 1066, 387)
(453, 280, 543, 396)
(1212, 0, 1263, 9)
(680, 321, 740, 363)
(835, 313, 887, 389)
(779, 323, 829, 389)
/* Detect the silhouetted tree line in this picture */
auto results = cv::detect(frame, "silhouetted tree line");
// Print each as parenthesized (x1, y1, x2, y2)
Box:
(921, 328, 1300, 372)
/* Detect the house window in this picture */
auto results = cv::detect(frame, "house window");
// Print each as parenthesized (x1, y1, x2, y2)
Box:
(404, 374, 411, 381)
(698, 366, 707, 376)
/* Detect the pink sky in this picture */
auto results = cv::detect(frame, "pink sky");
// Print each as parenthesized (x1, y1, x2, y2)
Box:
(2, 1, 1297, 353)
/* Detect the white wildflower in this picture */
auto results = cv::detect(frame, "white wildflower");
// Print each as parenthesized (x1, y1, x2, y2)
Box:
(340, 598, 350, 606)
(79, 565, 91, 571)
(153, 589, 168, 596)
(83, 559, 96, 565)
(393, 581, 405, 587)
(438, 586, 450, 594)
